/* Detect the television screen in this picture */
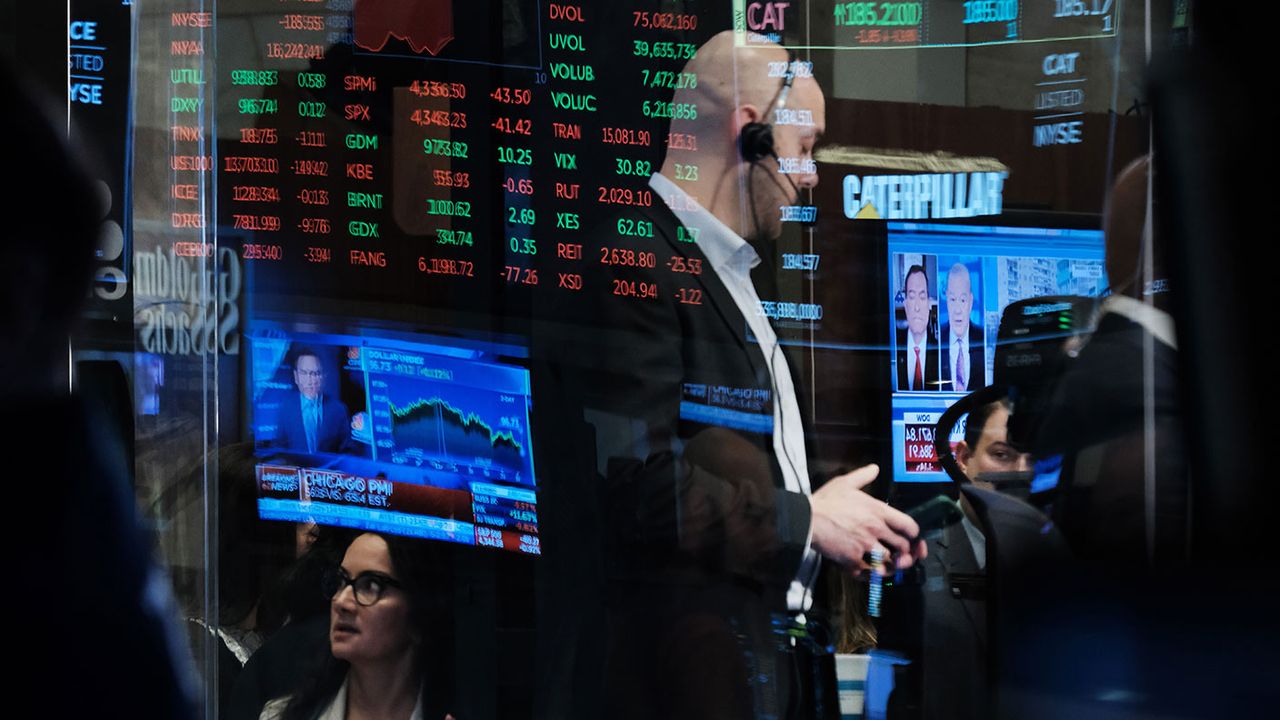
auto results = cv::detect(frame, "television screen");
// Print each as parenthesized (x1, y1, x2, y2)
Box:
(249, 321, 540, 554)
(886, 222, 1106, 482)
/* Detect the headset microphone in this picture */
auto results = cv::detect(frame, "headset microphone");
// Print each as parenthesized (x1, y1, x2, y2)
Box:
(740, 52, 815, 234)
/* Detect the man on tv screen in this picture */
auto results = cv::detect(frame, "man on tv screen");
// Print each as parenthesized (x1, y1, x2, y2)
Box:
(276, 348, 351, 454)
(941, 263, 985, 392)
(897, 264, 938, 391)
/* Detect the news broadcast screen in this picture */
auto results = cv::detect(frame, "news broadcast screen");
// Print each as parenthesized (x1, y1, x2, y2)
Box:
(888, 222, 1106, 482)
(249, 321, 540, 554)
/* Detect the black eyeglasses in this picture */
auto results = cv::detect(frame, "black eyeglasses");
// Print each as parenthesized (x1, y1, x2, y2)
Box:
(322, 568, 402, 606)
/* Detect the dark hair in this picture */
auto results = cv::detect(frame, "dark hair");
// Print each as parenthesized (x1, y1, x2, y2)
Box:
(903, 263, 929, 292)
(257, 524, 349, 634)
(964, 397, 1012, 451)
(292, 347, 323, 367)
(1103, 156, 1164, 299)
(167, 444, 297, 627)
(2, 64, 99, 377)
(217, 444, 298, 628)
(281, 533, 455, 720)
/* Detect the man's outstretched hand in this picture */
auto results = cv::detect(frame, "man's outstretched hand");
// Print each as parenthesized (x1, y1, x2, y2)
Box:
(809, 464, 927, 572)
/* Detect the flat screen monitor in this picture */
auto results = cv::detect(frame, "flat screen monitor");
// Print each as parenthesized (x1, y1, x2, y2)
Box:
(886, 222, 1106, 483)
(248, 320, 540, 554)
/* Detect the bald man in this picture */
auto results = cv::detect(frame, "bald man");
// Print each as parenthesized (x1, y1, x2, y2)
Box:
(940, 263, 985, 392)
(565, 31, 925, 720)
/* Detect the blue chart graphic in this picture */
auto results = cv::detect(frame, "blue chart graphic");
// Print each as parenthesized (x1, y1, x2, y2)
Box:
(364, 346, 535, 485)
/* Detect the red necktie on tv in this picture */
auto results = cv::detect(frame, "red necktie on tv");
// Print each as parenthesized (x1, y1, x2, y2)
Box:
(914, 346, 923, 390)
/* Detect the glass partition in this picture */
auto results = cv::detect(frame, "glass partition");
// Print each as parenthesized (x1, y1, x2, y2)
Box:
(49, 0, 1245, 718)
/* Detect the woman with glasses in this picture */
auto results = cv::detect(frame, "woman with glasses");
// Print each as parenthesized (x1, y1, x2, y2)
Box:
(260, 532, 456, 720)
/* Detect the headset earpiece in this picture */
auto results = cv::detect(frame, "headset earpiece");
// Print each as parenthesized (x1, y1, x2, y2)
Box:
(739, 121, 776, 163)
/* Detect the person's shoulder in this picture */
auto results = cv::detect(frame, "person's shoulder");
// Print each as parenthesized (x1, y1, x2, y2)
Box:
(594, 205, 685, 256)
(258, 695, 291, 720)
(580, 207, 688, 311)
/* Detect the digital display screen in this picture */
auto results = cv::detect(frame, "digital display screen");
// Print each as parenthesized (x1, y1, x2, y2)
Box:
(829, 0, 1118, 47)
(196, 0, 712, 309)
(152, 0, 1126, 314)
(886, 222, 1105, 482)
(135, 0, 1143, 523)
(250, 322, 540, 554)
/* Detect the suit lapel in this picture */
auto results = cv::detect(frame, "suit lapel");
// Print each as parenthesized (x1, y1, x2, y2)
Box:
(941, 518, 987, 640)
(637, 203, 771, 385)
(941, 518, 980, 575)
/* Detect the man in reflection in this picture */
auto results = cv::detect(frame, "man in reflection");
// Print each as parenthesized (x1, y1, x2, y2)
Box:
(897, 264, 938, 391)
(276, 349, 352, 454)
(1038, 155, 1187, 566)
(941, 263, 984, 392)
(914, 395, 1037, 720)
(566, 31, 925, 720)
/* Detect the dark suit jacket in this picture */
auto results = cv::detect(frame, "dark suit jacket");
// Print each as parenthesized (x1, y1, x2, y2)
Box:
(571, 200, 813, 585)
(275, 392, 350, 453)
(940, 322, 985, 392)
(228, 613, 328, 720)
(920, 513, 988, 720)
(897, 326, 939, 391)
(556, 199, 816, 720)
(1037, 309, 1186, 566)
(29, 396, 193, 719)
(907, 487, 1072, 720)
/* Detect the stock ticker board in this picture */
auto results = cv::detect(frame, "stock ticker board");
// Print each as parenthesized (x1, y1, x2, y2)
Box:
(828, 0, 1117, 47)
(162, 1, 719, 311)
(146, 0, 1132, 547)
(156, 1, 1116, 311)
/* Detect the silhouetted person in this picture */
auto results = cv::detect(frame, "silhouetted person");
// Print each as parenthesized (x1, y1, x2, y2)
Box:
(5, 62, 194, 718)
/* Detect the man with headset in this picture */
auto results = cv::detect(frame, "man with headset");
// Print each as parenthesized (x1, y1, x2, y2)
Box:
(570, 31, 925, 720)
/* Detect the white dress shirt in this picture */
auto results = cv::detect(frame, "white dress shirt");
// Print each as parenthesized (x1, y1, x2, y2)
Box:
(650, 172, 819, 611)
(1100, 294, 1177, 349)
(259, 677, 425, 720)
